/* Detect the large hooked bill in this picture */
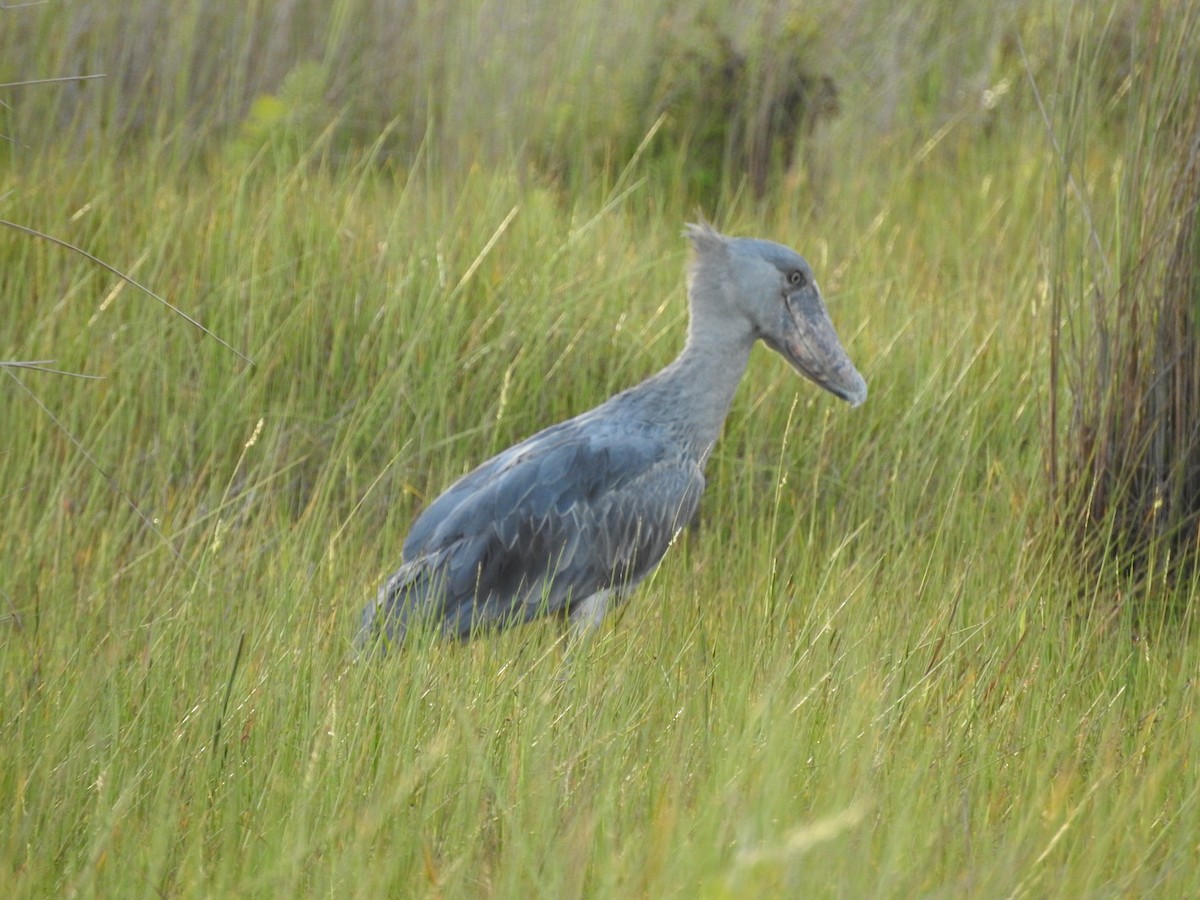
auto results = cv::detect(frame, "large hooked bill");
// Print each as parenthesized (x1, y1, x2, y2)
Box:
(769, 293, 867, 407)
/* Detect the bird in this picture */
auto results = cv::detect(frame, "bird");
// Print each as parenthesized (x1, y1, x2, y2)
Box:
(357, 222, 866, 650)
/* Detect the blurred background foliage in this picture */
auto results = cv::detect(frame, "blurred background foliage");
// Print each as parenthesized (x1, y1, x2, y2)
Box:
(0, 0, 1150, 204)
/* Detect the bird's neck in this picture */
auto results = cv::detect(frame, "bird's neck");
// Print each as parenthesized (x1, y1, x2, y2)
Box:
(624, 311, 757, 464)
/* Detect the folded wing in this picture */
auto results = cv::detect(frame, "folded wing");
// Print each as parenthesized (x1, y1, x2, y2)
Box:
(361, 418, 704, 643)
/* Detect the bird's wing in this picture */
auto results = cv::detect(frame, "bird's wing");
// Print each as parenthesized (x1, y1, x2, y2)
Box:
(371, 418, 704, 640)
(401, 418, 578, 559)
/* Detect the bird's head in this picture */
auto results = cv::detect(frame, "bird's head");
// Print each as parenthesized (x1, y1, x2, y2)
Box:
(686, 222, 867, 407)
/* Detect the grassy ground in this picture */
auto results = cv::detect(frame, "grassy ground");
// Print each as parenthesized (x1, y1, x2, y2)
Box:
(3, 1, 1199, 897)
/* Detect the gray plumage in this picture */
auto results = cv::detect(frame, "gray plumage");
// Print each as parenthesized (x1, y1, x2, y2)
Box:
(358, 223, 866, 649)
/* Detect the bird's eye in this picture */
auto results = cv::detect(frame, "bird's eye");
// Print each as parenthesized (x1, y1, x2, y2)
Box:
(787, 270, 806, 288)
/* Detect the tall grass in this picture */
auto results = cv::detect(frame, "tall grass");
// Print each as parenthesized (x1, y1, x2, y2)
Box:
(3, 0, 1199, 897)
(1044, 1, 1200, 618)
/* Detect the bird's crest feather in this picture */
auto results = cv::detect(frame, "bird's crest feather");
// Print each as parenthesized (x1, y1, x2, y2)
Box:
(684, 220, 727, 258)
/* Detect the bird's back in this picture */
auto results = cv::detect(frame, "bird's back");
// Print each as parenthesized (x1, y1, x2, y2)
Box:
(360, 402, 705, 644)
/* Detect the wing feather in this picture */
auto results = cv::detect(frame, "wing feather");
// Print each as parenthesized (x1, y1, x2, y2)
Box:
(360, 416, 704, 643)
